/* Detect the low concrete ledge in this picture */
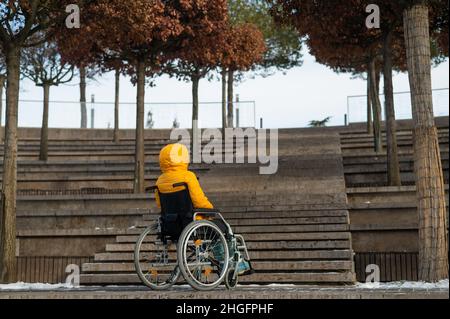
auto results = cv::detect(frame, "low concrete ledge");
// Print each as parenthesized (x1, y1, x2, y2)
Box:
(0, 285, 447, 299)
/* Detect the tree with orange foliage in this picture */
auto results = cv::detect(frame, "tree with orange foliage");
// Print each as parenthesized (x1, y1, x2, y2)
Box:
(60, 0, 229, 193)
(162, 6, 228, 134)
(270, 1, 404, 184)
(270, 0, 447, 187)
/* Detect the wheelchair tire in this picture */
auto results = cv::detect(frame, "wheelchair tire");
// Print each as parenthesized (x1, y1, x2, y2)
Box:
(177, 220, 229, 291)
(134, 225, 180, 290)
(225, 268, 238, 290)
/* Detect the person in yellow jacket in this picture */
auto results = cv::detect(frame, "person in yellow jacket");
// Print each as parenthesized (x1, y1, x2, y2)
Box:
(155, 143, 252, 276)
(155, 143, 213, 209)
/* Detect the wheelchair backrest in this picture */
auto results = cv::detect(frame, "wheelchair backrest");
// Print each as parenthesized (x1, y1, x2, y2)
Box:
(158, 187, 194, 217)
(157, 184, 194, 241)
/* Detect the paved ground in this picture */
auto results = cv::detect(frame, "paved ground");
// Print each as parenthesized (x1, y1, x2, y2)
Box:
(0, 285, 448, 299)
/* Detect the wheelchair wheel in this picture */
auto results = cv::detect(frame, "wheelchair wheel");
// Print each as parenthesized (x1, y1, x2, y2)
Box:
(134, 225, 180, 290)
(225, 268, 238, 290)
(177, 220, 229, 291)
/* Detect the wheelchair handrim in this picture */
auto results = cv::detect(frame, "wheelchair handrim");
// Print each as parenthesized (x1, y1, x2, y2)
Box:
(179, 221, 229, 289)
(134, 226, 180, 290)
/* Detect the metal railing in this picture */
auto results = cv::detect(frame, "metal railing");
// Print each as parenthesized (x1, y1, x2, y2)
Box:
(1, 100, 257, 129)
(346, 88, 449, 124)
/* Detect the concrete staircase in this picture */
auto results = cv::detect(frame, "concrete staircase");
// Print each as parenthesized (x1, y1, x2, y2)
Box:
(341, 118, 449, 187)
(339, 117, 449, 281)
(79, 130, 356, 285)
(8, 119, 449, 284)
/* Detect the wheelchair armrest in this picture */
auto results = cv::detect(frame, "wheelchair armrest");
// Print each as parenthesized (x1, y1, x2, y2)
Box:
(194, 208, 220, 213)
(172, 177, 199, 189)
(145, 185, 158, 192)
(172, 182, 188, 188)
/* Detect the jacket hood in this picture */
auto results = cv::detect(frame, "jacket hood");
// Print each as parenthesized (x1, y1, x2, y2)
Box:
(159, 143, 190, 173)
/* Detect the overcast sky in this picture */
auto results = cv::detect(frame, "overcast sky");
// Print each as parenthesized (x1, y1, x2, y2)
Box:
(8, 48, 450, 129)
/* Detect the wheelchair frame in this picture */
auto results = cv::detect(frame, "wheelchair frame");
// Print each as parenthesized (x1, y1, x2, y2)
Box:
(134, 184, 251, 291)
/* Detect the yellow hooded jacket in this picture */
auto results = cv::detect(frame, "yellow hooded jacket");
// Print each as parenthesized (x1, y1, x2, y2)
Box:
(155, 143, 213, 209)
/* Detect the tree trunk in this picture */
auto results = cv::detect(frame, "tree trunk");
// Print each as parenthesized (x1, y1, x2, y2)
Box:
(0, 46, 20, 283)
(114, 69, 120, 143)
(192, 76, 200, 130)
(221, 69, 227, 131)
(0, 75, 5, 128)
(403, 4, 448, 282)
(383, 31, 401, 186)
(39, 84, 50, 161)
(79, 66, 87, 129)
(369, 59, 383, 153)
(0, 75, 5, 142)
(192, 75, 200, 154)
(133, 60, 146, 194)
(227, 70, 234, 128)
(366, 71, 373, 134)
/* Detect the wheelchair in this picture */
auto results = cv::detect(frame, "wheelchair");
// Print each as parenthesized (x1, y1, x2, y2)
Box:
(134, 182, 251, 291)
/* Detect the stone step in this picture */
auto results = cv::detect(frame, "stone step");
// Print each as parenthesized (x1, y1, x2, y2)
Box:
(16, 194, 154, 211)
(344, 157, 449, 169)
(340, 132, 448, 144)
(17, 208, 150, 217)
(209, 204, 349, 212)
(7, 139, 246, 147)
(135, 216, 349, 228)
(94, 249, 353, 262)
(348, 200, 449, 210)
(340, 126, 448, 137)
(342, 152, 449, 165)
(347, 185, 449, 205)
(116, 232, 352, 243)
(132, 223, 350, 234)
(231, 224, 349, 233)
(2, 149, 237, 158)
(17, 225, 354, 239)
(14, 154, 160, 162)
(82, 260, 353, 273)
(105, 240, 351, 253)
(342, 143, 449, 152)
(206, 196, 349, 207)
(11, 137, 173, 144)
(344, 162, 447, 174)
(141, 210, 349, 221)
(345, 173, 449, 188)
(340, 131, 448, 141)
(17, 228, 134, 237)
(3, 175, 159, 183)
(5, 168, 208, 179)
(79, 271, 356, 284)
(341, 142, 449, 151)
